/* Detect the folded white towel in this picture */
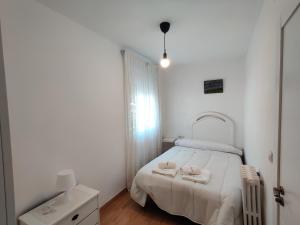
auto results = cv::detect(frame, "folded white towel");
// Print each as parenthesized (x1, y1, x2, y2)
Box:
(180, 165, 201, 175)
(152, 168, 178, 177)
(158, 161, 177, 170)
(182, 169, 211, 184)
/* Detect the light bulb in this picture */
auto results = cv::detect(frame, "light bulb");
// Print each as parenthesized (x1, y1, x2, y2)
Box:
(160, 57, 170, 68)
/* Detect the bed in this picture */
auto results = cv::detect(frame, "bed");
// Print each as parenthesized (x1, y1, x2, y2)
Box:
(130, 112, 243, 225)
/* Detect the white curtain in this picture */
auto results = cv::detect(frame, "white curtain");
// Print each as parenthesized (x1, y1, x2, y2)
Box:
(122, 50, 161, 189)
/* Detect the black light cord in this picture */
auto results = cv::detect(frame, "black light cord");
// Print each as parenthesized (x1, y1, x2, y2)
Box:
(164, 33, 166, 53)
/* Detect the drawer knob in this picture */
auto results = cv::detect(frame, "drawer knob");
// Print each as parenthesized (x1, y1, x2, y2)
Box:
(72, 214, 79, 221)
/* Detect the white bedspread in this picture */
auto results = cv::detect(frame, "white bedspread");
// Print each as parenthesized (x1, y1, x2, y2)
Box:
(130, 146, 243, 225)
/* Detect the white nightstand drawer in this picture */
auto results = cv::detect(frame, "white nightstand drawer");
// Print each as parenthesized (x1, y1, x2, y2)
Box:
(60, 197, 98, 225)
(77, 210, 99, 225)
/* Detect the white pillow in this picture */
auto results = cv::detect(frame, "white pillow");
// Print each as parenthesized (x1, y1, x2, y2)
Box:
(175, 138, 243, 156)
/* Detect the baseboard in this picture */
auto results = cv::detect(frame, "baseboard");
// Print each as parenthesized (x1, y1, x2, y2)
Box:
(100, 188, 127, 211)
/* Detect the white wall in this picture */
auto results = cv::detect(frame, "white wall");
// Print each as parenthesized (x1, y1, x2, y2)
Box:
(160, 57, 245, 148)
(280, 0, 300, 24)
(244, 0, 299, 225)
(0, 0, 125, 216)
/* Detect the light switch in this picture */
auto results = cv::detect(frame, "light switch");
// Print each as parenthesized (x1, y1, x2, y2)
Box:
(268, 151, 274, 163)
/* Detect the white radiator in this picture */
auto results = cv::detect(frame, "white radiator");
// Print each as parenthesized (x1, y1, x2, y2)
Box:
(240, 165, 262, 225)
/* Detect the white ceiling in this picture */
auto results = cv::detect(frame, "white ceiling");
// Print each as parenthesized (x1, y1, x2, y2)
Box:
(37, 0, 262, 64)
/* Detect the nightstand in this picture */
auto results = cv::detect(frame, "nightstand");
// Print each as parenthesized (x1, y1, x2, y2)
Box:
(162, 137, 177, 152)
(19, 185, 100, 225)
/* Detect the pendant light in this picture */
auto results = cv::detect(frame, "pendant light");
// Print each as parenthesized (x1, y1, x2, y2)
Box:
(160, 22, 171, 68)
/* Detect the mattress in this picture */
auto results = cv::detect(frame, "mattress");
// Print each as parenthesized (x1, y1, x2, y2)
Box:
(130, 145, 243, 225)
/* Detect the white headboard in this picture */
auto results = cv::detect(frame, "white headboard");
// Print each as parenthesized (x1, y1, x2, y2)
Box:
(192, 112, 235, 145)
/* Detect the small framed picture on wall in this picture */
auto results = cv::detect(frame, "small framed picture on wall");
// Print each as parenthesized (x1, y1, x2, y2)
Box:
(204, 79, 223, 94)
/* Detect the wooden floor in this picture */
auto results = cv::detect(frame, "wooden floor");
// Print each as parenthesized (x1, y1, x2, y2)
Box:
(100, 190, 197, 225)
